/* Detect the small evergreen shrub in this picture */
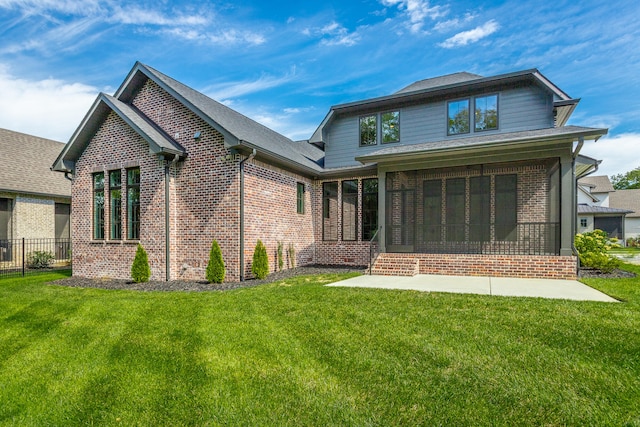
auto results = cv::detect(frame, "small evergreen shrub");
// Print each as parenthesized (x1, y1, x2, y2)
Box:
(575, 229, 621, 273)
(288, 243, 295, 269)
(131, 243, 151, 283)
(206, 240, 225, 283)
(27, 251, 54, 269)
(252, 240, 269, 279)
(277, 241, 284, 271)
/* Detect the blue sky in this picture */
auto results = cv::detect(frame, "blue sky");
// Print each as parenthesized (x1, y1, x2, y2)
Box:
(0, 0, 638, 177)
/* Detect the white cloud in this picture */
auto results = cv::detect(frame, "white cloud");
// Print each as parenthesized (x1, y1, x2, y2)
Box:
(433, 13, 476, 32)
(203, 68, 297, 101)
(380, 0, 447, 34)
(0, 64, 98, 141)
(439, 19, 499, 48)
(312, 21, 360, 46)
(581, 133, 640, 177)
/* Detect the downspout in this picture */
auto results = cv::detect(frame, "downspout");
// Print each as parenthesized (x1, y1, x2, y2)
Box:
(165, 155, 179, 282)
(239, 148, 257, 281)
(571, 137, 585, 267)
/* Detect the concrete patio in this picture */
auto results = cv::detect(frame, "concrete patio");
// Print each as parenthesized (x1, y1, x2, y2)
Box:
(327, 274, 618, 302)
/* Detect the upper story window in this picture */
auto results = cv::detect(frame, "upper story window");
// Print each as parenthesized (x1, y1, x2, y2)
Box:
(360, 111, 400, 146)
(447, 99, 470, 135)
(381, 111, 400, 143)
(448, 95, 499, 135)
(359, 115, 377, 146)
(475, 95, 498, 131)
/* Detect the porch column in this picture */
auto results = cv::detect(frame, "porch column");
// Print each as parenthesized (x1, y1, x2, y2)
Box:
(559, 157, 575, 256)
(378, 169, 386, 252)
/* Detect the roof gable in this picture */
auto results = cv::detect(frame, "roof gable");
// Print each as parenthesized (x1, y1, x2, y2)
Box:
(1, 128, 70, 198)
(578, 175, 615, 193)
(609, 189, 640, 218)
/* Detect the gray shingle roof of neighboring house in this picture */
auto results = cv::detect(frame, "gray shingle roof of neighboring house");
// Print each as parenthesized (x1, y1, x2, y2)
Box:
(0, 128, 70, 198)
(578, 175, 615, 193)
(577, 204, 632, 215)
(395, 72, 483, 94)
(610, 189, 640, 218)
(355, 126, 608, 163)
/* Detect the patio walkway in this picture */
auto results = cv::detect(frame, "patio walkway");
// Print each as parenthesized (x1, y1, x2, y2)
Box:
(327, 274, 618, 302)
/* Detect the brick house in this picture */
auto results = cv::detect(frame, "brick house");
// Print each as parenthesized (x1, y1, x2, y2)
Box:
(52, 63, 606, 281)
(1, 128, 71, 262)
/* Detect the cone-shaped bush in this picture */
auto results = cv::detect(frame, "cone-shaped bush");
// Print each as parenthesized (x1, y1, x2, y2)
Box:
(252, 239, 269, 279)
(131, 243, 151, 283)
(206, 239, 225, 283)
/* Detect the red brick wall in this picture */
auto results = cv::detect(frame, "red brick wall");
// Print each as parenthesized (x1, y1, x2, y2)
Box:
(374, 253, 577, 279)
(72, 111, 166, 280)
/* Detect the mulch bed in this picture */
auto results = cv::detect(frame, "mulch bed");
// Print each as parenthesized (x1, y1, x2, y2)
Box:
(578, 268, 636, 279)
(49, 265, 367, 292)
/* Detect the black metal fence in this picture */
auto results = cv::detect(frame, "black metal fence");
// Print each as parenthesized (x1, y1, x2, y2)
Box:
(0, 238, 71, 278)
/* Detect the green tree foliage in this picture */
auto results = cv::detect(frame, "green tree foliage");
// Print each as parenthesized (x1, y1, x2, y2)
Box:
(206, 240, 225, 283)
(252, 240, 269, 279)
(575, 229, 621, 273)
(131, 243, 151, 283)
(611, 166, 640, 189)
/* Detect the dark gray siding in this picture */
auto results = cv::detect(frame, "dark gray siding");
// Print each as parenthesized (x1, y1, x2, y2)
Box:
(324, 84, 554, 168)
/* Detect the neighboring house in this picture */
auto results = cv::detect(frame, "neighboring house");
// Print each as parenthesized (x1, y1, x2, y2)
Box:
(577, 175, 633, 240)
(0, 128, 71, 261)
(609, 189, 640, 241)
(52, 63, 607, 281)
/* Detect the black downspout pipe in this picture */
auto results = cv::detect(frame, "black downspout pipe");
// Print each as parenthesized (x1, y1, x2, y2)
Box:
(239, 149, 257, 282)
(165, 160, 171, 282)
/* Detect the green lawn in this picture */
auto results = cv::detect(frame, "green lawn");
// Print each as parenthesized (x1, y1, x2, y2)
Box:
(1, 268, 639, 426)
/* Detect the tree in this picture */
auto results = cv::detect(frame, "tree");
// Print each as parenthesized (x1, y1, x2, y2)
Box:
(206, 240, 225, 283)
(611, 166, 640, 190)
(131, 243, 151, 283)
(252, 240, 269, 279)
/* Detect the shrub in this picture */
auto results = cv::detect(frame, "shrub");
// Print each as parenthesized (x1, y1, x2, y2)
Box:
(288, 243, 295, 269)
(206, 240, 225, 283)
(277, 241, 284, 271)
(131, 243, 151, 283)
(575, 229, 621, 273)
(27, 251, 54, 269)
(252, 240, 269, 279)
(627, 237, 640, 248)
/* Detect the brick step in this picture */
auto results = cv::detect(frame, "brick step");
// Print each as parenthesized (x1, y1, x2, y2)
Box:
(371, 255, 419, 276)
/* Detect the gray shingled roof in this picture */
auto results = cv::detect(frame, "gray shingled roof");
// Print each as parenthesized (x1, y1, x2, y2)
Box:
(355, 126, 608, 163)
(395, 72, 483, 94)
(577, 204, 632, 215)
(578, 175, 615, 193)
(137, 64, 324, 173)
(0, 128, 70, 198)
(610, 189, 640, 218)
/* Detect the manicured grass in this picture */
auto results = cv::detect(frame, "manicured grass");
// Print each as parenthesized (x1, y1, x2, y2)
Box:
(1, 269, 639, 426)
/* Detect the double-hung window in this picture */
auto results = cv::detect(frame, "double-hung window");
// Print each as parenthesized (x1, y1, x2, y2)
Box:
(127, 168, 140, 240)
(475, 95, 498, 131)
(322, 182, 338, 240)
(360, 111, 400, 146)
(93, 172, 105, 240)
(448, 94, 498, 135)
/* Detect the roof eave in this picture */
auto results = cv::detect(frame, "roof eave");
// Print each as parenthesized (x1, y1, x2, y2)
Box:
(355, 128, 608, 164)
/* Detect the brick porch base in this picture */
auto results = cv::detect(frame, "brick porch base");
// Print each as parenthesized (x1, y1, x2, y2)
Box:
(372, 253, 577, 280)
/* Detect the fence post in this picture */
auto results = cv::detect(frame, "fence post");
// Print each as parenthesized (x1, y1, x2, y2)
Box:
(22, 238, 25, 277)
